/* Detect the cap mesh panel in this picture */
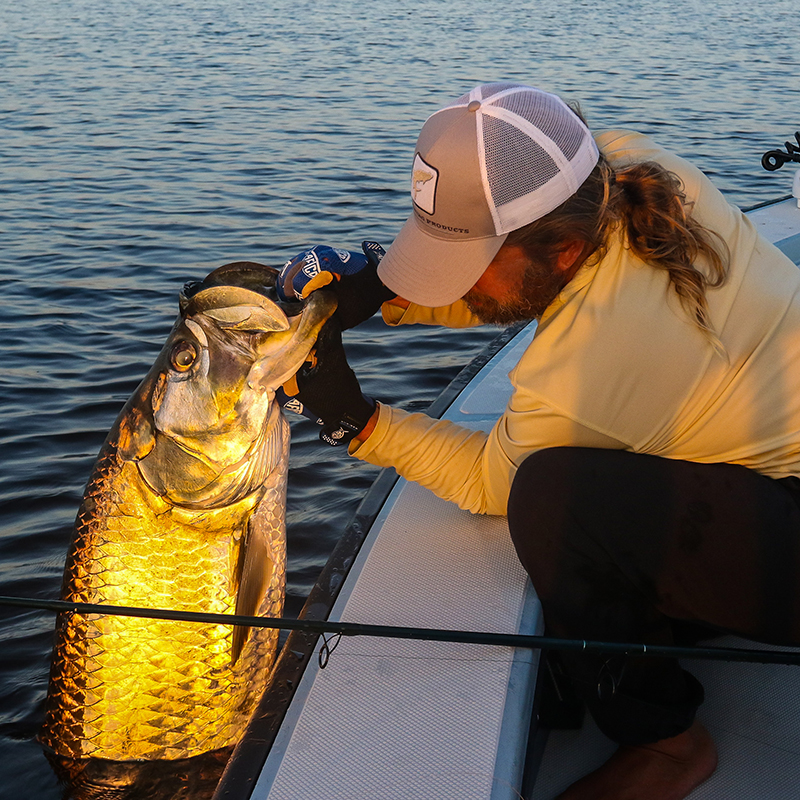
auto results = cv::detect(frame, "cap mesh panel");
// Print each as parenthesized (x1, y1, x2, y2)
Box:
(492, 90, 586, 161)
(479, 82, 523, 100)
(446, 83, 523, 108)
(446, 91, 472, 108)
(483, 116, 559, 208)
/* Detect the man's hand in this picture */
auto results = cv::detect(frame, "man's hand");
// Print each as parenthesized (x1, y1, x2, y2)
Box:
(277, 241, 396, 330)
(277, 245, 368, 302)
(279, 320, 376, 447)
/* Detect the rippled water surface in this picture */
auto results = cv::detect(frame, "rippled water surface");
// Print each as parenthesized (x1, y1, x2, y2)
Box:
(1, 0, 799, 796)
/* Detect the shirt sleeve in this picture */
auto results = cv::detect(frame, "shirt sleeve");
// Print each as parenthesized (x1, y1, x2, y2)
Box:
(350, 398, 624, 516)
(381, 299, 483, 328)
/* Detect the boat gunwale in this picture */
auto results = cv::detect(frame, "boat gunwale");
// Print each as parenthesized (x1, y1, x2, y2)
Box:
(742, 193, 793, 212)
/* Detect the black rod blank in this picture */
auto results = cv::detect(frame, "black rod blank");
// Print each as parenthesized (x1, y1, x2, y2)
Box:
(2, 594, 800, 666)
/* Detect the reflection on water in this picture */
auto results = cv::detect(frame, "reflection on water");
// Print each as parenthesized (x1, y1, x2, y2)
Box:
(1, 0, 799, 796)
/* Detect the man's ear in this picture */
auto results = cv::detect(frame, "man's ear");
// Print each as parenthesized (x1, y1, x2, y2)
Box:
(556, 240, 591, 277)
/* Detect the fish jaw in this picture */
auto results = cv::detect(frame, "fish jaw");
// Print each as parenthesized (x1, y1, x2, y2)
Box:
(247, 288, 338, 392)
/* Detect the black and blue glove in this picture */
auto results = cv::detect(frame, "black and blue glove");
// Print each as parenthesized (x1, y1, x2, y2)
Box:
(277, 241, 396, 330)
(277, 245, 368, 301)
(279, 320, 376, 447)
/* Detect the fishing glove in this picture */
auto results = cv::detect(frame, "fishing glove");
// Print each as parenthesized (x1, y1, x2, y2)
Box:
(279, 319, 376, 447)
(276, 241, 396, 330)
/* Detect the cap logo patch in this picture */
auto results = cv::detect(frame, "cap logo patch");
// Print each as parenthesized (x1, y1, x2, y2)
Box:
(411, 153, 438, 215)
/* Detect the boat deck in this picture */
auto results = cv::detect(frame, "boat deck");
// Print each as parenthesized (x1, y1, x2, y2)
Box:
(532, 637, 800, 798)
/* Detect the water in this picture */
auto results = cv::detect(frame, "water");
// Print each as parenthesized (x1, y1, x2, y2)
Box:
(1, 0, 798, 795)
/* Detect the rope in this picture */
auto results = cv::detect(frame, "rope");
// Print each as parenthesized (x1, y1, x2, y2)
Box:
(762, 131, 800, 171)
(2, 594, 800, 666)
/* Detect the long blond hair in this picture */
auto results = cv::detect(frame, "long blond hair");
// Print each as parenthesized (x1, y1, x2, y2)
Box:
(506, 152, 729, 339)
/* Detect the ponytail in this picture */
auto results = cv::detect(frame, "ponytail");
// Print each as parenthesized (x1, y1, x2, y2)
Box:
(613, 160, 728, 336)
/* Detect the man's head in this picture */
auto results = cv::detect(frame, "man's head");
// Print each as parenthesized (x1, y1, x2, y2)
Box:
(377, 83, 599, 309)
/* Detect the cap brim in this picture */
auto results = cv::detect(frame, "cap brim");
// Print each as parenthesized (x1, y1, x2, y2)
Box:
(378, 214, 507, 307)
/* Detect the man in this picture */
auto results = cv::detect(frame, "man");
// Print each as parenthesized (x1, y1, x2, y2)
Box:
(277, 83, 800, 799)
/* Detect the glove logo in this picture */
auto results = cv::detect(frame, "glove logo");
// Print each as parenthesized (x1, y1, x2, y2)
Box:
(321, 426, 350, 446)
(283, 397, 304, 414)
(301, 250, 322, 279)
(334, 248, 351, 262)
(411, 153, 438, 215)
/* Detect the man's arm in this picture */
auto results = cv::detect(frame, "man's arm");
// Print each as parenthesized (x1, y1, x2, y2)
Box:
(349, 399, 624, 516)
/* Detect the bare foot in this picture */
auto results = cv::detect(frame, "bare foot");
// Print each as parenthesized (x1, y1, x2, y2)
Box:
(556, 720, 718, 800)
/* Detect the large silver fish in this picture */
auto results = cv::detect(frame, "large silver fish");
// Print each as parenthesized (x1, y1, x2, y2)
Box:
(40, 262, 335, 787)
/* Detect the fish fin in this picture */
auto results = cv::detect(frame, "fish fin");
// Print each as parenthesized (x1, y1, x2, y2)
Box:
(232, 520, 274, 665)
(116, 404, 156, 462)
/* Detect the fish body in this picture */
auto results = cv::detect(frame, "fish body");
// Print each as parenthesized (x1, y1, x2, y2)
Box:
(40, 263, 335, 764)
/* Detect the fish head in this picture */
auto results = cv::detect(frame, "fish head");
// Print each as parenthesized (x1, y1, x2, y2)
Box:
(114, 262, 336, 508)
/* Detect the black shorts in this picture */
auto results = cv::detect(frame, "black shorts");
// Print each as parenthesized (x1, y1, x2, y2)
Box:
(507, 447, 800, 744)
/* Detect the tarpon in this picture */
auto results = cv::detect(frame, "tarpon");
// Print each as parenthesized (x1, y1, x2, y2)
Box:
(40, 262, 335, 784)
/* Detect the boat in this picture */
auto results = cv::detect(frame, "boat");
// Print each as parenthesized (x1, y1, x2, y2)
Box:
(212, 170, 800, 800)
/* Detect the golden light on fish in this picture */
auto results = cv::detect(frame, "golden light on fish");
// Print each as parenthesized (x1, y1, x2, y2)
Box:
(41, 263, 337, 764)
(44, 453, 282, 760)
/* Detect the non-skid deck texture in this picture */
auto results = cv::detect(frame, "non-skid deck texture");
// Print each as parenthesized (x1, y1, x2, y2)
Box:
(531, 637, 800, 799)
(252, 314, 542, 800)
(253, 479, 542, 800)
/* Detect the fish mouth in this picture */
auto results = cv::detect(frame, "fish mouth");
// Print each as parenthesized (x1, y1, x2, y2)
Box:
(180, 261, 304, 320)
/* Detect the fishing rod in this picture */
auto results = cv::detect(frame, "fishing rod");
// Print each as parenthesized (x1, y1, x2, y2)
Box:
(2, 594, 800, 666)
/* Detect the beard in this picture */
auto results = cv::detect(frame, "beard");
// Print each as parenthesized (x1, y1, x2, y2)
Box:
(463, 258, 568, 325)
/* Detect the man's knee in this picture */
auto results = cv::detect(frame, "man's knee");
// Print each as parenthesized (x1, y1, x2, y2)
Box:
(508, 447, 584, 537)
(507, 448, 584, 588)
(507, 447, 632, 598)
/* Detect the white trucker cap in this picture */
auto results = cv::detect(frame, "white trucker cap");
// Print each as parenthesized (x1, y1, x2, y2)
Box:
(378, 83, 599, 307)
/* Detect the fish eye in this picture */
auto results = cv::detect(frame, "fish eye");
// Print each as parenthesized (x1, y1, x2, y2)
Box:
(170, 341, 198, 372)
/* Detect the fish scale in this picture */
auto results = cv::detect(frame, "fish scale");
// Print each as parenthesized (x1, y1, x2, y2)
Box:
(41, 420, 287, 761)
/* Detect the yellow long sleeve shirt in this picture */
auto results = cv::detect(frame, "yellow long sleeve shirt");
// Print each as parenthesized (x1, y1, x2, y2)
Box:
(351, 131, 800, 516)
